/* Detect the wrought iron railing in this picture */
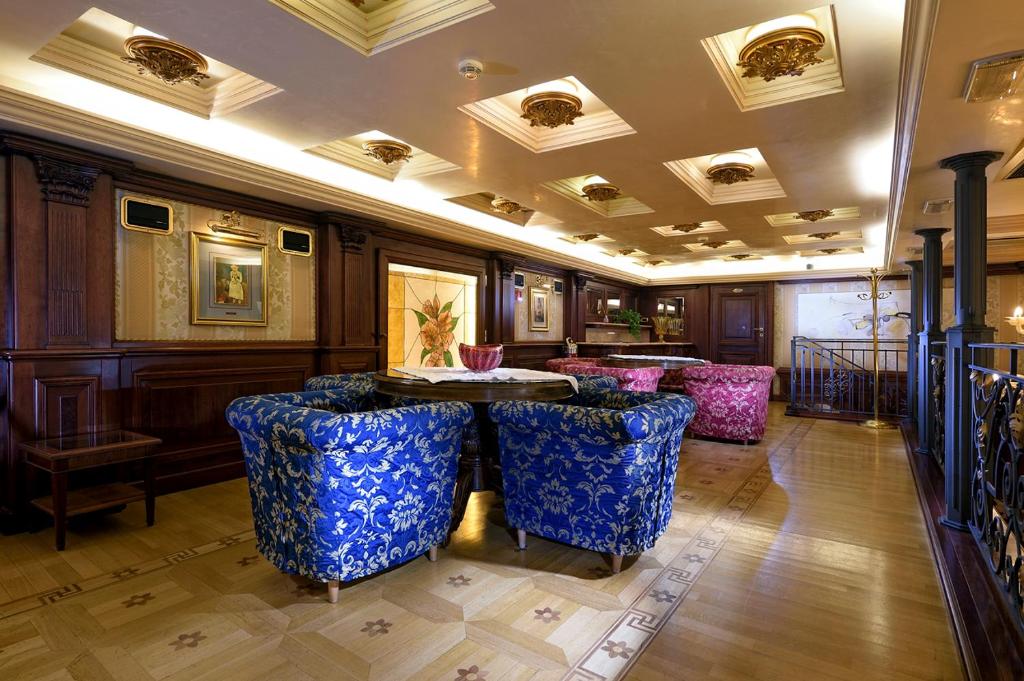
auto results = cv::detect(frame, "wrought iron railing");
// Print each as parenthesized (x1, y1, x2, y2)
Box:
(789, 337, 909, 418)
(967, 342, 1024, 626)
(930, 341, 946, 470)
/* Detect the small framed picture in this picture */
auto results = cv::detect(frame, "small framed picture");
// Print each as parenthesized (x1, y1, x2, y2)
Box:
(190, 233, 268, 326)
(528, 286, 550, 331)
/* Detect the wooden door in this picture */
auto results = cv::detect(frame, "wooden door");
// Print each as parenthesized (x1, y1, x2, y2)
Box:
(709, 283, 773, 366)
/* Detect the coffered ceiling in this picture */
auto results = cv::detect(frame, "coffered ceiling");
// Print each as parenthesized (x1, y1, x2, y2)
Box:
(0, 0, 916, 283)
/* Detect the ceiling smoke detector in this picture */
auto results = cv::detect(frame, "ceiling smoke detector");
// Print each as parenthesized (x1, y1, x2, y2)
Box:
(458, 58, 484, 80)
(963, 51, 1024, 102)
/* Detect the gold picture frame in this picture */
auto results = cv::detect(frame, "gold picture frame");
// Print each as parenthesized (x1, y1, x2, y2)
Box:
(190, 232, 268, 326)
(120, 195, 174, 235)
(528, 286, 550, 331)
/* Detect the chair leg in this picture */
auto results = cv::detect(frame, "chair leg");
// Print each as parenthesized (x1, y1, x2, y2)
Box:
(610, 554, 623, 574)
(428, 545, 438, 562)
(517, 529, 527, 550)
(327, 580, 340, 604)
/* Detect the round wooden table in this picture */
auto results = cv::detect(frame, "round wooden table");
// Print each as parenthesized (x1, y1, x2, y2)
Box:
(374, 370, 575, 539)
(602, 355, 706, 369)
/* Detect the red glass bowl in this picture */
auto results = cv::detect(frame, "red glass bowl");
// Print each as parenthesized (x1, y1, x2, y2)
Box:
(459, 343, 503, 372)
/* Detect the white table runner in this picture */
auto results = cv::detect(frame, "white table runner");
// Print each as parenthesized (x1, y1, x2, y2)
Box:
(394, 367, 579, 392)
(608, 354, 706, 363)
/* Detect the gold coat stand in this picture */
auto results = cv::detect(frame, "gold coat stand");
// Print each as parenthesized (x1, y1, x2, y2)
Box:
(859, 268, 897, 430)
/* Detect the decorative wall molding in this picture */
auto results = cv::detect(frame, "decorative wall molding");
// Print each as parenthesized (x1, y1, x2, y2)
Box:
(33, 155, 98, 206)
(338, 224, 369, 252)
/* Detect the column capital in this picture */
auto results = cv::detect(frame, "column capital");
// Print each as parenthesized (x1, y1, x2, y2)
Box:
(905, 259, 923, 270)
(938, 150, 1003, 172)
(913, 227, 949, 239)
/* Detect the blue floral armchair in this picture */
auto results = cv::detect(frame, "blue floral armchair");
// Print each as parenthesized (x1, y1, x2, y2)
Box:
(489, 389, 696, 572)
(226, 388, 473, 602)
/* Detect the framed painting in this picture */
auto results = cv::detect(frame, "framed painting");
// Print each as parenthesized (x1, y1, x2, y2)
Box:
(529, 286, 550, 331)
(190, 232, 268, 326)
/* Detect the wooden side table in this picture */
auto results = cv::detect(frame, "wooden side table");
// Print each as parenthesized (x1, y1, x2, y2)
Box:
(20, 430, 163, 550)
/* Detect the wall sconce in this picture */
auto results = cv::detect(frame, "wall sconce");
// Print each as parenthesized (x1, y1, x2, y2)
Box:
(1007, 306, 1024, 335)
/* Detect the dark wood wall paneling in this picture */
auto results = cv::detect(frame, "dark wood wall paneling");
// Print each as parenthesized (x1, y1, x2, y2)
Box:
(0, 132, 639, 531)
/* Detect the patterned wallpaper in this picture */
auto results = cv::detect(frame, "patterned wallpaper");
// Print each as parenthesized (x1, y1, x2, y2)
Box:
(115, 192, 316, 341)
(387, 264, 477, 370)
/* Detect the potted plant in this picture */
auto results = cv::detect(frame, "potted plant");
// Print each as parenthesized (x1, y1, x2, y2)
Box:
(614, 309, 644, 339)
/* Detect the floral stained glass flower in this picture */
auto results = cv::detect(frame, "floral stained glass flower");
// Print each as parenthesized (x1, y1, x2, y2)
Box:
(414, 294, 460, 367)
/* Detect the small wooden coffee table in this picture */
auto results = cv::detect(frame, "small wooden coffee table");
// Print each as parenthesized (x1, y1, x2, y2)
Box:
(20, 430, 163, 550)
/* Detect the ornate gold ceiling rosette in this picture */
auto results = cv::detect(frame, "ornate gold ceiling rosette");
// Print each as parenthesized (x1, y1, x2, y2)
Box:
(672, 222, 703, 233)
(572, 233, 601, 242)
(702, 240, 728, 249)
(817, 248, 843, 255)
(122, 36, 210, 86)
(730, 253, 753, 260)
(737, 26, 826, 82)
(795, 209, 834, 222)
(520, 91, 584, 129)
(706, 162, 755, 185)
(490, 196, 526, 215)
(617, 248, 639, 256)
(808, 231, 840, 240)
(362, 140, 413, 165)
(580, 182, 621, 202)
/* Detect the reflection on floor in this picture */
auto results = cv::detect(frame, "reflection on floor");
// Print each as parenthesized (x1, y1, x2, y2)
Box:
(0, 404, 961, 680)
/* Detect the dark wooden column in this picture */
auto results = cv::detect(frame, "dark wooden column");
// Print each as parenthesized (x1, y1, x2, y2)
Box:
(914, 229, 947, 456)
(940, 150, 1002, 530)
(906, 259, 923, 422)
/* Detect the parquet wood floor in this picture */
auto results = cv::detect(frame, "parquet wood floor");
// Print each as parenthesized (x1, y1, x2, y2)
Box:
(0, 405, 961, 680)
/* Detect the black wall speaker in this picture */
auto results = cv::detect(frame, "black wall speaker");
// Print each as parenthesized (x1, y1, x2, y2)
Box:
(553, 280, 564, 294)
(278, 226, 314, 256)
(120, 196, 173, 234)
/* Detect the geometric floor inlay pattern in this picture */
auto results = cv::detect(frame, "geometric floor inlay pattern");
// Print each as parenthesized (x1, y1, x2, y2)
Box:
(0, 406, 959, 680)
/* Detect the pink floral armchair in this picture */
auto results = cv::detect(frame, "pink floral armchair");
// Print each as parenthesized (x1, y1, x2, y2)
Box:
(556, 364, 665, 393)
(545, 357, 601, 373)
(667, 364, 776, 443)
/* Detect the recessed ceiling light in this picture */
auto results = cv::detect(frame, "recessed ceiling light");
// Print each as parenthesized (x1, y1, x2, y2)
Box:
(122, 35, 209, 86)
(580, 175, 620, 201)
(490, 196, 525, 215)
(795, 209, 834, 222)
(706, 152, 755, 184)
(520, 79, 583, 128)
(362, 139, 413, 165)
(963, 51, 1024, 103)
(738, 14, 825, 82)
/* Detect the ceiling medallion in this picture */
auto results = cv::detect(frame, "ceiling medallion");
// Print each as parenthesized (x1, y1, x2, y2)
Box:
(618, 248, 639, 256)
(520, 92, 584, 128)
(490, 196, 525, 215)
(572, 233, 601, 242)
(808, 231, 840, 240)
(646, 259, 666, 266)
(703, 240, 728, 249)
(818, 248, 843, 255)
(706, 162, 755, 185)
(581, 182, 621, 202)
(362, 140, 413, 165)
(673, 222, 703, 233)
(737, 26, 826, 82)
(122, 36, 210, 86)
(730, 253, 753, 260)
(795, 209, 834, 222)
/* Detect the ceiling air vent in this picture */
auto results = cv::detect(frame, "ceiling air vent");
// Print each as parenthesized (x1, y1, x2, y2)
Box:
(1007, 159, 1024, 180)
(922, 198, 953, 215)
(963, 51, 1024, 102)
